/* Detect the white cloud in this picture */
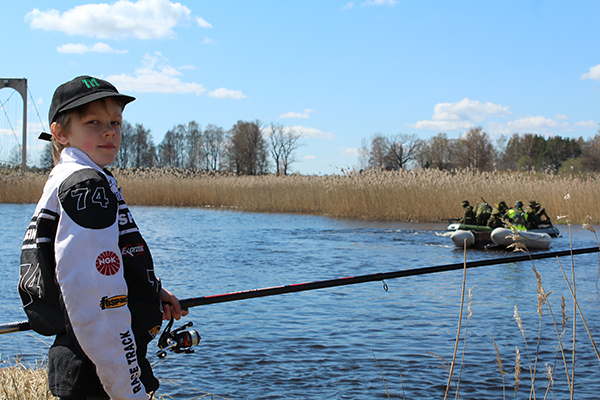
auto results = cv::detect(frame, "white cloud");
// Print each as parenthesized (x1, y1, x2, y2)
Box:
(341, 148, 360, 157)
(409, 97, 510, 132)
(574, 120, 597, 128)
(408, 120, 474, 131)
(26, 0, 194, 40)
(362, 0, 398, 6)
(107, 53, 206, 94)
(431, 98, 510, 121)
(506, 116, 571, 132)
(202, 37, 215, 44)
(207, 88, 247, 99)
(581, 64, 600, 81)
(57, 42, 128, 54)
(279, 109, 314, 119)
(287, 125, 335, 139)
(196, 17, 213, 29)
(304, 155, 317, 160)
(342, 2, 355, 9)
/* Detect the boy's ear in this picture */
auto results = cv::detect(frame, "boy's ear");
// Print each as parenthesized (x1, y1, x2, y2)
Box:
(51, 122, 69, 145)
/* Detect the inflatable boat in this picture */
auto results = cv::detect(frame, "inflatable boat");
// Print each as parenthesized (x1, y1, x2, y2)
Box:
(450, 227, 552, 250)
(447, 222, 561, 238)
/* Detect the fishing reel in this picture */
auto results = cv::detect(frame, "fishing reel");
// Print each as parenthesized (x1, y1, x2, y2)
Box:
(156, 318, 201, 359)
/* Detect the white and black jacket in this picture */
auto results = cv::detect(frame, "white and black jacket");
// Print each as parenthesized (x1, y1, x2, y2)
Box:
(18, 147, 163, 399)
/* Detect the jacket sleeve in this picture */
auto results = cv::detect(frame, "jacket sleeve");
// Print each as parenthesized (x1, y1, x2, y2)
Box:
(54, 168, 147, 399)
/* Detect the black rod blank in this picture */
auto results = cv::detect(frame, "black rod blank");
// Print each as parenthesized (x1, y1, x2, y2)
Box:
(2, 246, 598, 335)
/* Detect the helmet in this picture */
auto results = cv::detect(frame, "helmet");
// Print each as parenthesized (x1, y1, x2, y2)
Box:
(498, 201, 507, 209)
(462, 200, 469, 207)
(515, 201, 523, 208)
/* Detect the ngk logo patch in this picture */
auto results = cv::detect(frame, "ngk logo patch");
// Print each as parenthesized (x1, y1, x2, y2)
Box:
(96, 251, 120, 276)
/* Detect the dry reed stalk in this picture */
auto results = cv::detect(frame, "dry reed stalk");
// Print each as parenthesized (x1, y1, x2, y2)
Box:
(533, 267, 572, 398)
(555, 258, 600, 364)
(560, 193, 576, 398)
(444, 241, 468, 400)
(514, 305, 536, 398)
(454, 286, 475, 400)
(543, 363, 554, 400)
(515, 347, 521, 399)
(490, 333, 507, 400)
(0, 356, 56, 400)
(397, 358, 406, 400)
(582, 222, 600, 288)
(371, 350, 391, 400)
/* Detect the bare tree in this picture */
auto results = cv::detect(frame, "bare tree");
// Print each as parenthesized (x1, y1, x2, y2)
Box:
(202, 124, 225, 171)
(185, 121, 203, 170)
(361, 133, 421, 171)
(386, 133, 420, 170)
(455, 127, 495, 171)
(131, 123, 156, 168)
(225, 120, 269, 175)
(113, 121, 134, 168)
(8, 145, 22, 167)
(39, 142, 54, 169)
(158, 127, 181, 168)
(365, 133, 389, 169)
(417, 133, 455, 170)
(265, 122, 303, 175)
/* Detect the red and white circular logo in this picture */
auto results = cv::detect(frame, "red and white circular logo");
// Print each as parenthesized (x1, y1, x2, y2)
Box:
(95, 251, 120, 276)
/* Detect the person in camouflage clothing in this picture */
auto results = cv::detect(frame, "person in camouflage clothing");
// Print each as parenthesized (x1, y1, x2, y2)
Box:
(487, 208, 505, 229)
(459, 200, 477, 225)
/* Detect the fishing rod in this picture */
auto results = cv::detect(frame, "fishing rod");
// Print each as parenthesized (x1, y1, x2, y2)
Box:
(2, 246, 598, 337)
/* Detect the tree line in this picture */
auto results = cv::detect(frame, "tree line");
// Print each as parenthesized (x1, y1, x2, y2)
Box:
(359, 126, 600, 174)
(28, 122, 600, 175)
(36, 120, 303, 174)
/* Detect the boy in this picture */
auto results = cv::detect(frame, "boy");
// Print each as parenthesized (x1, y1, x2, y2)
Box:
(18, 75, 187, 399)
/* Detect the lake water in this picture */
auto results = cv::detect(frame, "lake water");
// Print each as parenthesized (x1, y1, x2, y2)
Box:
(1, 203, 600, 399)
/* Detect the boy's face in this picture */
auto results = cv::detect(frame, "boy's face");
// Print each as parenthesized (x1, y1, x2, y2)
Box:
(52, 98, 123, 168)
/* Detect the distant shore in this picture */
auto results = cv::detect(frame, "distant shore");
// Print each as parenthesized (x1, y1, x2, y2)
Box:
(2, 167, 597, 224)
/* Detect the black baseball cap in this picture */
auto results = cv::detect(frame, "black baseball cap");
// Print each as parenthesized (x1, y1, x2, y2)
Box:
(39, 75, 135, 141)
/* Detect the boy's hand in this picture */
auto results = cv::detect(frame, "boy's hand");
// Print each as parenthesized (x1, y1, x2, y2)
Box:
(160, 288, 189, 321)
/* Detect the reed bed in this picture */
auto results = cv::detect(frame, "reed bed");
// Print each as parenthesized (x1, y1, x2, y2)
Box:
(0, 357, 55, 399)
(2, 167, 600, 224)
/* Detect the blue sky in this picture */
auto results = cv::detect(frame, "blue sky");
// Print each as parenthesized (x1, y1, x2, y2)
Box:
(1, 0, 599, 174)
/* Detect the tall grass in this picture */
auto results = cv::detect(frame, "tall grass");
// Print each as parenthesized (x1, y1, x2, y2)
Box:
(2, 168, 600, 224)
(0, 357, 55, 399)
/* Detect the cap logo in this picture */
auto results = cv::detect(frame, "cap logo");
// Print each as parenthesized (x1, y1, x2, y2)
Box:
(82, 78, 100, 88)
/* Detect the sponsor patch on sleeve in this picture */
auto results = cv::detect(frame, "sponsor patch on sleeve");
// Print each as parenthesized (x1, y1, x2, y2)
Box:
(99, 295, 128, 310)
